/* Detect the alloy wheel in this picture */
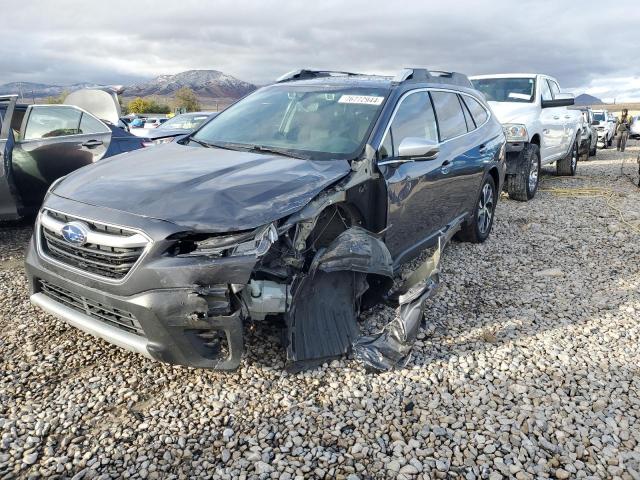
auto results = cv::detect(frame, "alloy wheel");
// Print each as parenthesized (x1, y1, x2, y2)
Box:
(571, 141, 578, 172)
(477, 183, 494, 235)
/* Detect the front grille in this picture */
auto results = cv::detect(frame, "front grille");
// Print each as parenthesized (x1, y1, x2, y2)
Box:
(39, 279, 144, 336)
(39, 210, 148, 280)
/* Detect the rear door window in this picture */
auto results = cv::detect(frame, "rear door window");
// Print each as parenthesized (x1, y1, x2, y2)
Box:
(430, 91, 468, 141)
(463, 95, 489, 127)
(23, 106, 82, 140)
(79, 112, 109, 134)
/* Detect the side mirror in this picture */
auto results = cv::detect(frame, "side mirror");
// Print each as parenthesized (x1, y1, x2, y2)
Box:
(397, 137, 439, 160)
(541, 93, 575, 108)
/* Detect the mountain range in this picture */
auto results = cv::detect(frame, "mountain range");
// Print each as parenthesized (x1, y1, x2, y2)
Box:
(574, 93, 603, 105)
(0, 70, 256, 102)
(0, 72, 606, 107)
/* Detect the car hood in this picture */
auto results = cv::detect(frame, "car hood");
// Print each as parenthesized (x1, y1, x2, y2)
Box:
(52, 143, 352, 232)
(487, 101, 537, 125)
(146, 127, 191, 140)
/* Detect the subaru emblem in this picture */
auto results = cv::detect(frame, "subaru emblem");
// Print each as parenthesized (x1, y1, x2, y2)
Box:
(61, 222, 89, 246)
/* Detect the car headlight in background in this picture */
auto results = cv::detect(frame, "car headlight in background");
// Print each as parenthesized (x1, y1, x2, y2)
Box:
(182, 223, 279, 258)
(142, 137, 175, 147)
(503, 124, 528, 143)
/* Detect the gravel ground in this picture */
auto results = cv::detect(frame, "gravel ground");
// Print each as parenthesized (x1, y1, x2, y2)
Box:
(1, 144, 640, 480)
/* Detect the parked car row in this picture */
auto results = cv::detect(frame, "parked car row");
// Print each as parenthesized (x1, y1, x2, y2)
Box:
(132, 112, 218, 145)
(3, 67, 585, 371)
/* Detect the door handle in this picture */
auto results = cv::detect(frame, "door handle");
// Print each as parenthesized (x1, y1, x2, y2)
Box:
(82, 140, 103, 148)
(564, 115, 571, 119)
(553, 115, 560, 120)
(478, 144, 488, 153)
(543, 129, 550, 134)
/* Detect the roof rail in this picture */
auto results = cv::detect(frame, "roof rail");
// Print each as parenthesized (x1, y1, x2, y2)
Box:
(276, 69, 363, 83)
(393, 68, 472, 88)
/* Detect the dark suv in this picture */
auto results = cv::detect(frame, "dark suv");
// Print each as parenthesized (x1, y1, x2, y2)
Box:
(25, 68, 506, 371)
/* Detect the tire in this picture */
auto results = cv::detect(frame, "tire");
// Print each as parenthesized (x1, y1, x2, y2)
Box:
(457, 175, 497, 244)
(607, 135, 613, 147)
(589, 141, 597, 157)
(506, 143, 540, 201)
(557, 135, 579, 176)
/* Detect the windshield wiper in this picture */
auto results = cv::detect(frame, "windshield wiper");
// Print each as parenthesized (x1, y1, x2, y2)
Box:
(189, 138, 244, 152)
(247, 145, 306, 159)
(188, 137, 213, 148)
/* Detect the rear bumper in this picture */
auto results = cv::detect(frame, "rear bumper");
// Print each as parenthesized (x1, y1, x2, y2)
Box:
(26, 235, 249, 370)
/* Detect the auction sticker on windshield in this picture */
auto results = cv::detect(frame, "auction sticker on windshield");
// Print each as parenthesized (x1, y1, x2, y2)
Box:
(338, 95, 385, 105)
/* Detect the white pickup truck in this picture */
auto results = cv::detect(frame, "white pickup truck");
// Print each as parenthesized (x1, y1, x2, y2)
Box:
(470, 74, 582, 201)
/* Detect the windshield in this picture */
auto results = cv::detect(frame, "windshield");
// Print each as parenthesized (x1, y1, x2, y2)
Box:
(593, 112, 605, 121)
(192, 85, 388, 159)
(472, 77, 535, 103)
(160, 113, 211, 130)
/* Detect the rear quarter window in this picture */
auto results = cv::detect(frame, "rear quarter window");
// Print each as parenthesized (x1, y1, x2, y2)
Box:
(463, 96, 489, 127)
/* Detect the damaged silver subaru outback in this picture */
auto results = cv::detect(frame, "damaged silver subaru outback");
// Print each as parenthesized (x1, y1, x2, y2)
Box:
(26, 68, 506, 371)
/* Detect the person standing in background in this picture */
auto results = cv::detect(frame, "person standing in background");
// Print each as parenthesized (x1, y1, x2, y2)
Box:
(616, 108, 633, 152)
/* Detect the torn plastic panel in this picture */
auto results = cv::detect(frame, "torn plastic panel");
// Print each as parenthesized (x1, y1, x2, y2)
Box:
(352, 221, 461, 371)
(285, 227, 393, 371)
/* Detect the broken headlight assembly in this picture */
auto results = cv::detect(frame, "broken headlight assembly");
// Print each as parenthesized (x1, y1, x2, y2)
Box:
(174, 223, 279, 258)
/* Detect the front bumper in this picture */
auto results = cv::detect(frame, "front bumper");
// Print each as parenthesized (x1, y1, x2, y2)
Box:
(26, 198, 258, 370)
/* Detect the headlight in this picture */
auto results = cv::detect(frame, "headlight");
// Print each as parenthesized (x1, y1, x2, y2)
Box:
(503, 124, 528, 142)
(185, 224, 279, 258)
(142, 137, 175, 147)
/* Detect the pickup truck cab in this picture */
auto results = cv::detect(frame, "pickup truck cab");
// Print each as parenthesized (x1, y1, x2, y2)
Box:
(592, 109, 615, 148)
(470, 74, 581, 201)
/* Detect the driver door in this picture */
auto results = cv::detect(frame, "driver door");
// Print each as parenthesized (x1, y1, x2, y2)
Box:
(0, 96, 22, 220)
(377, 90, 453, 265)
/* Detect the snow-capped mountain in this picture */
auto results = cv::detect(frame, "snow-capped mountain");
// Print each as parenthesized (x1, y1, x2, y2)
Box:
(0, 70, 256, 101)
(126, 70, 256, 99)
(0, 82, 104, 97)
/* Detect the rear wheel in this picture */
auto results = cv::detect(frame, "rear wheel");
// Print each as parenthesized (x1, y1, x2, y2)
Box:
(457, 175, 497, 243)
(557, 136, 578, 176)
(506, 143, 540, 201)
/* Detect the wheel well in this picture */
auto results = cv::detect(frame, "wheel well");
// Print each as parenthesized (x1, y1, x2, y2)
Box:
(306, 202, 364, 250)
(488, 167, 500, 191)
(530, 134, 540, 147)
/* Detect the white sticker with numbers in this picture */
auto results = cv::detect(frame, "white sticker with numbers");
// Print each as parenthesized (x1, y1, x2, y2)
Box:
(338, 95, 384, 105)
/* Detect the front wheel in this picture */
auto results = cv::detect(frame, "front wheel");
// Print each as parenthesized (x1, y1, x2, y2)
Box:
(457, 175, 497, 244)
(557, 136, 578, 176)
(506, 143, 540, 201)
